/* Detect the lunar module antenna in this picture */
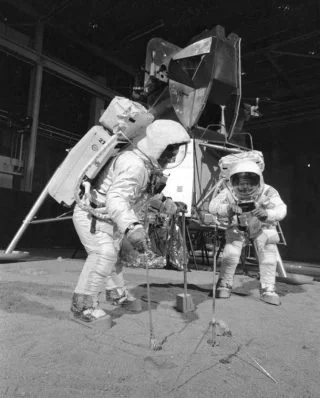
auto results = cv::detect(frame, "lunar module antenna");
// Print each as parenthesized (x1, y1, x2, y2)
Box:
(227, 37, 242, 140)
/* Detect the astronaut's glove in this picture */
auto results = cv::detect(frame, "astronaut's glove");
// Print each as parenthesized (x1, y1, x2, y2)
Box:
(126, 225, 148, 253)
(149, 196, 163, 212)
(227, 204, 242, 217)
(149, 196, 177, 215)
(252, 208, 268, 221)
(162, 198, 178, 215)
(175, 201, 188, 213)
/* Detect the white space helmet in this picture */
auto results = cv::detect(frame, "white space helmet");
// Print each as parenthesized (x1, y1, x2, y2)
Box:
(229, 160, 263, 200)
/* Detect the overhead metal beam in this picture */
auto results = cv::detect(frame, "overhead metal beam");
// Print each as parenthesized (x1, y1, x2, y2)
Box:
(244, 29, 320, 58)
(40, 0, 76, 22)
(2, 0, 136, 76)
(0, 33, 119, 99)
(264, 51, 303, 100)
(247, 109, 320, 130)
(243, 61, 320, 87)
(271, 50, 320, 60)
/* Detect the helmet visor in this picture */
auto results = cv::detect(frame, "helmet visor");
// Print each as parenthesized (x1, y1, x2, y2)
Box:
(230, 172, 260, 199)
(159, 143, 188, 169)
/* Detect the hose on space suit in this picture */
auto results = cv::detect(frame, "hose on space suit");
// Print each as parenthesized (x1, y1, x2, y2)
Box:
(73, 133, 125, 220)
(73, 127, 160, 221)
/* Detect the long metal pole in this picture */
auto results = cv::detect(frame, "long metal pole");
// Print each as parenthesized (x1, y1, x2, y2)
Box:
(211, 226, 218, 346)
(182, 211, 188, 297)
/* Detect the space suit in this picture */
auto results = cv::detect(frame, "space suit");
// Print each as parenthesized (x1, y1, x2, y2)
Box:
(71, 119, 190, 322)
(209, 159, 287, 305)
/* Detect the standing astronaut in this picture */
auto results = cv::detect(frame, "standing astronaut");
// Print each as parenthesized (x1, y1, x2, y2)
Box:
(209, 157, 287, 305)
(71, 119, 190, 322)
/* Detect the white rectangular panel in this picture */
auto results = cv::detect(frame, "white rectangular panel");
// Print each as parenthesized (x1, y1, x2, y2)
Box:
(162, 140, 194, 216)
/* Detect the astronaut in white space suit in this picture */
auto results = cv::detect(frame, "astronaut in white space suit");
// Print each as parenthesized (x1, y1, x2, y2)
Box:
(71, 119, 190, 322)
(209, 159, 287, 305)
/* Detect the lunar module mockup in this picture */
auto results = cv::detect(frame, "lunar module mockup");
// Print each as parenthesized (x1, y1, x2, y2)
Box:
(2, 25, 254, 261)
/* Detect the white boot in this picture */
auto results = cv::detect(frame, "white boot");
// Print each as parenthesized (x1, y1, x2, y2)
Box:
(260, 286, 281, 306)
(71, 293, 108, 322)
(106, 288, 142, 312)
(81, 308, 107, 321)
(215, 279, 232, 299)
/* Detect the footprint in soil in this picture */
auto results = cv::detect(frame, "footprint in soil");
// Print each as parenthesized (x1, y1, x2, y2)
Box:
(219, 345, 242, 364)
(144, 356, 178, 376)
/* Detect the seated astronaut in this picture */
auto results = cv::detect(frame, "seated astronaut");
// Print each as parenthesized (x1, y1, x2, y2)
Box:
(209, 158, 287, 305)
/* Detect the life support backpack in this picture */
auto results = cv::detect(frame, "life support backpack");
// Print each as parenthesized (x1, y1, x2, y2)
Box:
(47, 97, 155, 209)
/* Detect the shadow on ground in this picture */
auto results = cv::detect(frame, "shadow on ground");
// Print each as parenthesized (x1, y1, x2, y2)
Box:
(0, 281, 71, 320)
(232, 277, 305, 297)
(0, 275, 306, 323)
(0, 278, 214, 324)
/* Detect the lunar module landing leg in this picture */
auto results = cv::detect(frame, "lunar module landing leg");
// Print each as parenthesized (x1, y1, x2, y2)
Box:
(1, 179, 72, 262)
